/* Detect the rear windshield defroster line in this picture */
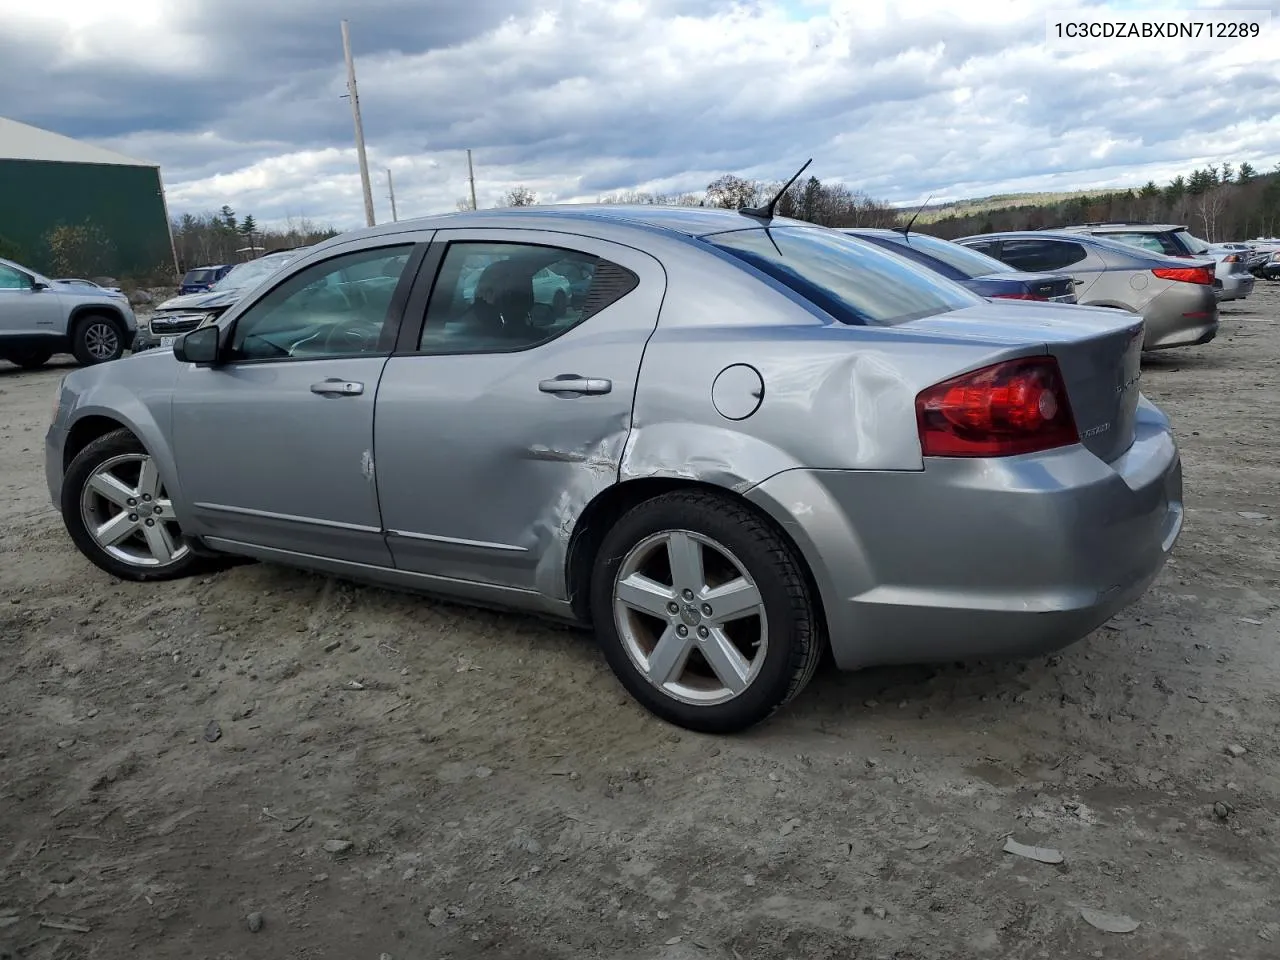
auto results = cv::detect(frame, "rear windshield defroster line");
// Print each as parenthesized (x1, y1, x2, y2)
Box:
(705, 226, 981, 326)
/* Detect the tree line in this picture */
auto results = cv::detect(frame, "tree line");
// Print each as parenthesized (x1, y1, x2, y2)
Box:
(482, 174, 899, 228)
(926, 162, 1280, 242)
(169, 206, 340, 273)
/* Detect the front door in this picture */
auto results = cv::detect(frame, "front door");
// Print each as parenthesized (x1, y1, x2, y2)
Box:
(171, 240, 422, 566)
(374, 229, 665, 598)
(0, 263, 63, 339)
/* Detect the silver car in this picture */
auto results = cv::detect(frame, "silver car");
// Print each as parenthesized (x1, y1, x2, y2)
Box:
(1056, 222, 1255, 303)
(955, 231, 1219, 351)
(45, 207, 1183, 733)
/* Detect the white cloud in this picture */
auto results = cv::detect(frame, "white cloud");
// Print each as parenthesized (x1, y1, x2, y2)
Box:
(3, 0, 1277, 230)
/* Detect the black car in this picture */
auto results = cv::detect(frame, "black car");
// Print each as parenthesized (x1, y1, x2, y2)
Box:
(841, 228, 1078, 303)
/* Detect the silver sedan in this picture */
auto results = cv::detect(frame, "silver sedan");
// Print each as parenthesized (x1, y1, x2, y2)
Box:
(45, 206, 1184, 733)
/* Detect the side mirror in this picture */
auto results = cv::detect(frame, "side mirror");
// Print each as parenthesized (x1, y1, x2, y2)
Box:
(174, 325, 220, 365)
(31, 279, 48, 291)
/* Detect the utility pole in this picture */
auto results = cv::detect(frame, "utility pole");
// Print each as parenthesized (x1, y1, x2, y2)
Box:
(466, 149, 478, 211)
(387, 168, 398, 222)
(340, 19, 376, 227)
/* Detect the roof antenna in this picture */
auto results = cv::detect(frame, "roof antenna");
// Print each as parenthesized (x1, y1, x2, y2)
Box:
(740, 158, 813, 221)
(898, 193, 933, 238)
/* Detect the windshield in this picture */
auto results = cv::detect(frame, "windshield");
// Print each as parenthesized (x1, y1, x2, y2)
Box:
(210, 253, 297, 291)
(871, 231, 1015, 278)
(705, 226, 981, 326)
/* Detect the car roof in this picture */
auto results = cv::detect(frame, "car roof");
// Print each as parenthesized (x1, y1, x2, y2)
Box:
(1059, 222, 1187, 233)
(325, 204, 808, 246)
(0, 255, 34, 273)
(954, 230, 1205, 264)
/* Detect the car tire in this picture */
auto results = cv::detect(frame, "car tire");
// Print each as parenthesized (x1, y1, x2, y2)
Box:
(589, 489, 822, 734)
(61, 428, 207, 582)
(8, 348, 53, 369)
(71, 313, 126, 365)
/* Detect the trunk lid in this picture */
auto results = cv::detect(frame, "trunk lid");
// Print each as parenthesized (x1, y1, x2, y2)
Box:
(976, 270, 1077, 302)
(901, 302, 1145, 462)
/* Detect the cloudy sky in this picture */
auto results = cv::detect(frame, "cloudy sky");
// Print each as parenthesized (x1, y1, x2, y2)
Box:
(2, 0, 1277, 230)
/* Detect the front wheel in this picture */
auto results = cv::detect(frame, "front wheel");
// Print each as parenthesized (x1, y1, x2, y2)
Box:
(590, 490, 822, 734)
(61, 428, 205, 581)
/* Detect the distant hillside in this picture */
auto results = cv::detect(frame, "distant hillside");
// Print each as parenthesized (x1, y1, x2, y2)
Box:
(908, 189, 1114, 224)
(919, 164, 1280, 244)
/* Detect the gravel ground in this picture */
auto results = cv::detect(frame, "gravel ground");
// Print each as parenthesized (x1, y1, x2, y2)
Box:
(2, 286, 1278, 960)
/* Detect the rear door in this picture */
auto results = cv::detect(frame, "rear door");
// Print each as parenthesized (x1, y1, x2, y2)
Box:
(996, 238, 1102, 299)
(373, 229, 665, 598)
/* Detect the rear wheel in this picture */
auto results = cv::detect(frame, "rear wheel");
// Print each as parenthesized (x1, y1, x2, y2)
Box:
(61, 429, 205, 581)
(72, 314, 125, 365)
(590, 490, 822, 733)
(7, 348, 53, 369)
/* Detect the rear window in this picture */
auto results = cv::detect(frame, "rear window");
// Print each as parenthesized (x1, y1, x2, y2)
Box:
(184, 269, 219, 284)
(705, 226, 981, 326)
(872, 231, 1015, 279)
(1173, 230, 1211, 255)
(1103, 231, 1179, 256)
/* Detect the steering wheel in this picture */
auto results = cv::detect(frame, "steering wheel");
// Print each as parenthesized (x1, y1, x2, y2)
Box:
(319, 317, 382, 354)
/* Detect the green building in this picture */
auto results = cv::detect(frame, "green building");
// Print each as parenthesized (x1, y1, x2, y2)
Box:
(0, 116, 176, 279)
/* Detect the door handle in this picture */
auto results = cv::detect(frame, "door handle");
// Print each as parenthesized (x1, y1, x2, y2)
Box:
(1072, 279, 1085, 286)
(538, 375, 612, 396)
(311, 379, 365, 396)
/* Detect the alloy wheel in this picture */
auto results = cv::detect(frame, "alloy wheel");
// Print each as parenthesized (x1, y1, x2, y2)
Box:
(84, 322, 120, 361)
(79, 453, 190, 567)
(612, 529, 768, 705)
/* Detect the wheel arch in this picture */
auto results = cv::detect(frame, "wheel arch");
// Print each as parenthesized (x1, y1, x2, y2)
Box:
(564, 477, 829, 652)
(63, 414, 133, 473)
(68, 303, 130, 332)
(62, 399, 186, 521)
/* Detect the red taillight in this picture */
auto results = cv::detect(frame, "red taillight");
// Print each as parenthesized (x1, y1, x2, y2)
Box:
(991, 292, 1048, 301)
(916, 356, 1079, 458)
(1152, 266, 1213, 285)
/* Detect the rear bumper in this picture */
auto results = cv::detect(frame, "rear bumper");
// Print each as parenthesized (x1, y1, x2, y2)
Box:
(1142, 285, 1219, 349)
(1217, 273, 1255, 300)
(745, 398, 1183, 670)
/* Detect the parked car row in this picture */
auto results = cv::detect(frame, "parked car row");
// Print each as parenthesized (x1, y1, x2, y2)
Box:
(1247, 238, 1280, 279)
(951, 229, 1219, 351)
(134, 248, 313, 353)
(45, 201, 1186, 733)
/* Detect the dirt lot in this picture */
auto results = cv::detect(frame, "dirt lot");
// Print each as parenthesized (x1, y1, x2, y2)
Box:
(2, 286, 1278, 960)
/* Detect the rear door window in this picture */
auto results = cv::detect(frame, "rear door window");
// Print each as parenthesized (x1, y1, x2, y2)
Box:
(705, 226, 981, 326)
(996, 239, 1088, 271)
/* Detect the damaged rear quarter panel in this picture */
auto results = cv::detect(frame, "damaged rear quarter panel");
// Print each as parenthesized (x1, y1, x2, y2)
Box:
(621, 247, 1009, 489)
